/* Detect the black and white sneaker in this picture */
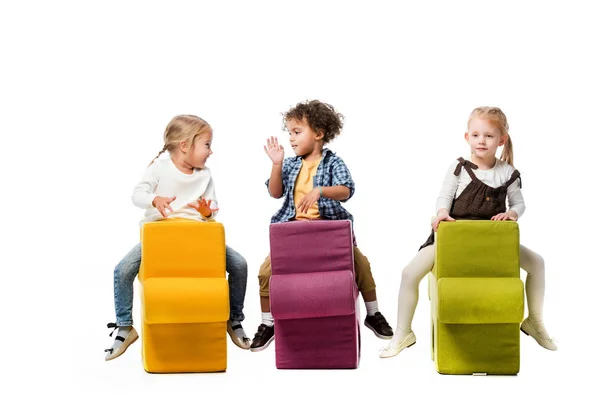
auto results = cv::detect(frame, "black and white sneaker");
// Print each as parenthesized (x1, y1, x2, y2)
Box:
(364, 312, 394, 339)
(249, 323, 275, 352)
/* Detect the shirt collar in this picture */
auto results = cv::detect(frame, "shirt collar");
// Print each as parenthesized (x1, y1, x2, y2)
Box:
(291, 147, 332, 163)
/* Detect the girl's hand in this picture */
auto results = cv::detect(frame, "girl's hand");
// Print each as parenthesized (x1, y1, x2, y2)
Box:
(152, 196, 176, 218)
(264, 136, 284, 165)
(188, 198, 219, 218)
(296, 188, 320, 214)
(491, 212, 517, 221)
(431, 210, 455, 232)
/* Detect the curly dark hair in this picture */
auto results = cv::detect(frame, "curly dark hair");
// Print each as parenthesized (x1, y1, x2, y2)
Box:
(282, 100, 344, 144)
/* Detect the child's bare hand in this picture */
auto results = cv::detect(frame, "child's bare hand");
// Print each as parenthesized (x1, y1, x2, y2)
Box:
(188, 198, 219, 218)
(152, 196, 176, 218)
(431, 211, 455, 232)
(491, 213, 517, 221)
(264, 136, 284, 165)
(296, 188, 320, 214)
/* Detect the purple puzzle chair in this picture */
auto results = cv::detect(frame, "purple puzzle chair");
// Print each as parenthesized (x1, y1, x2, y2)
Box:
(269, 220, 360, 369)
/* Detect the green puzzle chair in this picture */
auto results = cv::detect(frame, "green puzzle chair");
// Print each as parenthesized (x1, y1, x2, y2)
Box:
(429, 220, 524, 375)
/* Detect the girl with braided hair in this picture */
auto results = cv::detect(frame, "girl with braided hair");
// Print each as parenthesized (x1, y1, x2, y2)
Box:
(105, 115, 250, 361)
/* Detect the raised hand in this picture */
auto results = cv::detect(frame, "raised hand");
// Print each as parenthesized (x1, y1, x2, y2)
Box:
(264, 136, 284, 165)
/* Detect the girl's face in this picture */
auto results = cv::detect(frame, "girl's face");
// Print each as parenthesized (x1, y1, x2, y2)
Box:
(187, 131, 213, 168)
(464, 117, 507, 160)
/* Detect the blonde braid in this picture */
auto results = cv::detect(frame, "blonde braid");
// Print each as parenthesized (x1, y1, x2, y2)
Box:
(149, 144, 168, 166)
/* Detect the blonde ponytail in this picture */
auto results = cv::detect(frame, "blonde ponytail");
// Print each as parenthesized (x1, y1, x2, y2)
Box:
(501, 134, 514, 166)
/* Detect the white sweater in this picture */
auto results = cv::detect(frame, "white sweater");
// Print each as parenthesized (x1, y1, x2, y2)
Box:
(435, 157, 526, 218)
(131, 157, 218, 225)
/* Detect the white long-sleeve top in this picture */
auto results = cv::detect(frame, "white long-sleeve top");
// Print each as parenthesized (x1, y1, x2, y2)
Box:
(131, 157, 218, 225)
(435, 157, 526, 218)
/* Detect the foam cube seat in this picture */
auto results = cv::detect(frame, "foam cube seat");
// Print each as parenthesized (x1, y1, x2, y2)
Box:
(139, 219, 229, 373)
(429, 220, 524, 375)
(269, 220, 360, 369)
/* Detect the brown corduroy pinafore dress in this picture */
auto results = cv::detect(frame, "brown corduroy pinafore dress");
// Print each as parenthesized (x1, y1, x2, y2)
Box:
(419, 157, 522, 251)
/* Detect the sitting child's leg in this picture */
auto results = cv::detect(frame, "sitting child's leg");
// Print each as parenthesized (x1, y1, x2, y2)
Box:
(380, 245, 434, 358)
(353, 247, 394, 339)
(250, 255, 275, 352)
(519, 245, 557, 351)
(105, 243, 141, 361)
(225, 245, 251, 350)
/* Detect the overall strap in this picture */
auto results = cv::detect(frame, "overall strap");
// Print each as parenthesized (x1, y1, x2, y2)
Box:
(504, 169, 522, 189)
(453, 157, 479, 181)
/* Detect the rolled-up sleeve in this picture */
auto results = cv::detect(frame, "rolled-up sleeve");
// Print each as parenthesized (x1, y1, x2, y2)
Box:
(265, 158, 291, 199)
(331, 157, 355, 202)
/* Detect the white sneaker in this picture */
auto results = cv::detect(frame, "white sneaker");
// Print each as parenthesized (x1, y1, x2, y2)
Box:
(105, 325, 139, 361)
(379, 330, 416, 358)
(520, 318, 557, 351)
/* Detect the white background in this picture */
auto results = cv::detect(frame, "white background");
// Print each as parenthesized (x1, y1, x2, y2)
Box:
(2, 0, 598, 398)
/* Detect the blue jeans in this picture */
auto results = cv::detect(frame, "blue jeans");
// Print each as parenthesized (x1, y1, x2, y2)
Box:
(113, 243, 247, 326)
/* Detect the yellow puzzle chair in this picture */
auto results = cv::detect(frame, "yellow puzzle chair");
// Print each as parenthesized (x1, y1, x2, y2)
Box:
(139, 219, 229, 373)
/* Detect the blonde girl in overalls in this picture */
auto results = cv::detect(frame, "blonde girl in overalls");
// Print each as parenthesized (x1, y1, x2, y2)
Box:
(380, 106, 557, 358)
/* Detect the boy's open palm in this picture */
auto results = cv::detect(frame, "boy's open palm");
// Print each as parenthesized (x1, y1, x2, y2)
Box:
(264, 136, 284, 165)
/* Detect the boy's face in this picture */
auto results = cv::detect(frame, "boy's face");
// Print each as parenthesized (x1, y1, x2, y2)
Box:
(286, 117, 323, 157)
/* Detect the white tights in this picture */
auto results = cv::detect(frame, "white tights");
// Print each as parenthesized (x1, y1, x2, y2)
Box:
(391, 244, 548, 344)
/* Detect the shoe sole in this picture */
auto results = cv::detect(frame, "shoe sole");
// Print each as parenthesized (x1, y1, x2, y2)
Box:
(250, 335, 275, 352)
(227, 325, 251, 350)
(364, 321, 393, 340)
(105, 329, 139, 361)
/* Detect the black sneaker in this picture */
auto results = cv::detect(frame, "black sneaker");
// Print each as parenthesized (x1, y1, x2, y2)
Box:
(250, 323, 275, 352)
(364, 312, 394, 339)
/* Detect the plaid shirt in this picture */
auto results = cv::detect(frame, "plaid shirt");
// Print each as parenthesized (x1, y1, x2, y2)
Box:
(266, 148, 355, 224)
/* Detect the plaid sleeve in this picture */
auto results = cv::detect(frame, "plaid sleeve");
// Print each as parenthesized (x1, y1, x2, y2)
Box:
(265, 158, 290, 199)
(331, 156, 355, 202)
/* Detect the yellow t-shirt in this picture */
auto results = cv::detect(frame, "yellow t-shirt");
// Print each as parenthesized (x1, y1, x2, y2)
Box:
(294, 157, 322, 220)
